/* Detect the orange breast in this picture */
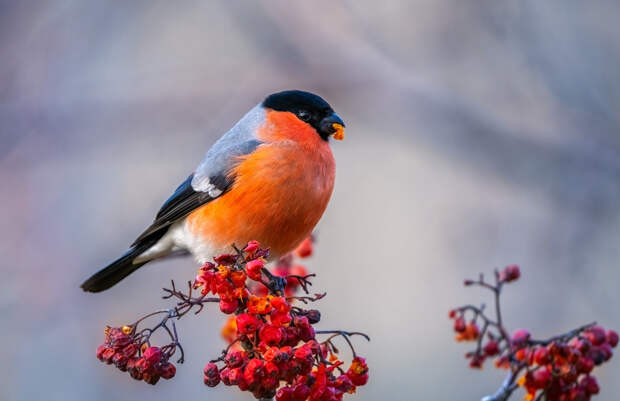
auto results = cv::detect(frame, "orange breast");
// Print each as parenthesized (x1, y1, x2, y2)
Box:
(187, 110, 336, 257)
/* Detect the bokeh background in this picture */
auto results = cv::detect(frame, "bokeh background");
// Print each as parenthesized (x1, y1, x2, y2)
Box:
(2, 1, 620, 400)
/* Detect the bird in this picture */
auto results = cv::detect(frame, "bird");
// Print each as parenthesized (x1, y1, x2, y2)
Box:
(81, 90, 345, 293)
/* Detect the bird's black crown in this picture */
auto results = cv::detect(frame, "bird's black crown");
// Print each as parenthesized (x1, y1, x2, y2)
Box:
(262, 90, 341, 140)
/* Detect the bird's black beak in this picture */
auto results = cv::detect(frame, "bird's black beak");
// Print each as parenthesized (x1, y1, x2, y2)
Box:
(319, 113, 345, 140)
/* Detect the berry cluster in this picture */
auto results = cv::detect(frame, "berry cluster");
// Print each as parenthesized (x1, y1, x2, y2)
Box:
(196, 240, 369, 400)
(192, 240, 312, 314)
(96, 325, 178, 384)
(449, 265, 616, 401)
(204, 344, 369, 401)
(95, 238, 369, 401)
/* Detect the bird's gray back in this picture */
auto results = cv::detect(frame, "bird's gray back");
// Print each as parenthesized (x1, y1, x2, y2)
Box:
(191, 104, 265, 195)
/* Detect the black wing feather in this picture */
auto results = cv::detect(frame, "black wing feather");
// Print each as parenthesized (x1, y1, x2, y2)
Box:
(131, 174, 225, 246)
(131, 139, 261, 247)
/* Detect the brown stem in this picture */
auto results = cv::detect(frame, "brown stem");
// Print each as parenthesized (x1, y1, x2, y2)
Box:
(316, 330, 370, 358)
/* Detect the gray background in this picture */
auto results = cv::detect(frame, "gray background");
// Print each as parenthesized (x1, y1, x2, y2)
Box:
(2, 1, 620, 400)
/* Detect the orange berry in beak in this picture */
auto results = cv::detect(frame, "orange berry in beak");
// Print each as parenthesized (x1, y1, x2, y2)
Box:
(332, 123, 345, 140)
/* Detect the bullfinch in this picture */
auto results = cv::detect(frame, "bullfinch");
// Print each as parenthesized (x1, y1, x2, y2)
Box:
(81, 90, 345, 292)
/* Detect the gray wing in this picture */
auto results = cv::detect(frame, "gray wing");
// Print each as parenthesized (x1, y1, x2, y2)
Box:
(191, 105, 265, 195)
(131, 105, 264, 246)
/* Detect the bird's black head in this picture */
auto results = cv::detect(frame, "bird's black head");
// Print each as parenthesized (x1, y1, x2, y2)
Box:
(262, 90, 345, 141)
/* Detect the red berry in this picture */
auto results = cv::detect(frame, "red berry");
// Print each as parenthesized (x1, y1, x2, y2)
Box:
(214, 254, 236, 266)
(569, 386, 588, 401)
(599, 343, 613, 361)
(282, 325, 300, 347)
(576, 357, 594, 374)
(263, 347, 283, 362)
(204, 376, 220, 387)
(159, 362, 176, 379)
(298, 325, 316, 343)
(246, 259, 265, 281)
(227, 367, 244, 386)
(243, 358, 264, 386)
(204, 362, 220, 379)
(294, 237, 313, 258)
(203, 363, 221, 386)
(514, 348, 530, 363)
(143, 346, 162, 364)
(348, 371, 369, 386)
(143, 372, 160, 385)
(453, 317, 466, 333)
(494, 355, 510, 369)
(580, 375, 600, 395)
(264, 361, 279, 378)
(499, 264, 520, 282)
(306, 340, 320, 354)
(96, 345, 107, 361)
(112, 353, 129, 371)
(230, 270, 247, 288)
(532, 367, 551, 388)
(102, 347, 116, 364)
(588, 346, 606, 365)
(511, 329, 531, 346)
(259, 325, 284, 347)
(292, 383, 311, 400)
(334, 374, 355, 393)
(200, 261, 216, 270)
(121, 343, 139, 358)
(136, 357, 153, 374)
(270, 296, 290, 313)
(244, 240, 260, 254)
(293, 316, 310, 329)
(586, 326, 606, 346)
(236, 313, 262, 335)
(215, 279, 234, 298)
(294, 345, 313, 361)
(483, 340, 500, 356)
(225, 350, 246, 368)
(606, 329, 619, 348)
(469, 355, 485, 369)
(534, 347, 551, 365)
(346, 356, 369, 386)
(219, 367, 231, 385)
(571, 338, 591, 354)
(127, 358, 141, 380)
(276, 386, 294, 401)
(219, 298, 239, 314)
(271, 311, 293, 327)
(111, 332, 132, 349)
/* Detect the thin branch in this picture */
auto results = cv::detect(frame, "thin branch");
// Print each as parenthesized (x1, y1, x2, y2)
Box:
(528, 322, 596, 346)
(480, 367, 523, 401)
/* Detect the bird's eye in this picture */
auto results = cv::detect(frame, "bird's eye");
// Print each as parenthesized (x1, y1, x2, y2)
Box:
(297, 110, 311, 122)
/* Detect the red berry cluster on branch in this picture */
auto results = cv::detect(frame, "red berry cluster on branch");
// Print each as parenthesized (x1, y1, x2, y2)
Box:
(94, 238, 369, 401)
(204, 342, 368, 401)
(96, 324, 178, 384)
(449, 265, 616, 401)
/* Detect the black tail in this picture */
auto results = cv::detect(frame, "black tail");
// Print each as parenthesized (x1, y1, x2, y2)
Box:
(81, 236, 161, 293)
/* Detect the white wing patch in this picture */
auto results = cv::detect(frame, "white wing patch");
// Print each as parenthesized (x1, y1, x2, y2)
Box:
(191, 177, 224, 198)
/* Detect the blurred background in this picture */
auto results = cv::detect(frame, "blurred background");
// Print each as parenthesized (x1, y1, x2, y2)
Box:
(2, 1, 620, 400)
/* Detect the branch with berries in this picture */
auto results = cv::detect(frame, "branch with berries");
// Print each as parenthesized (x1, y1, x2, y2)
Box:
(95, 238, 370, 401)
(449, 265, 617, 401)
